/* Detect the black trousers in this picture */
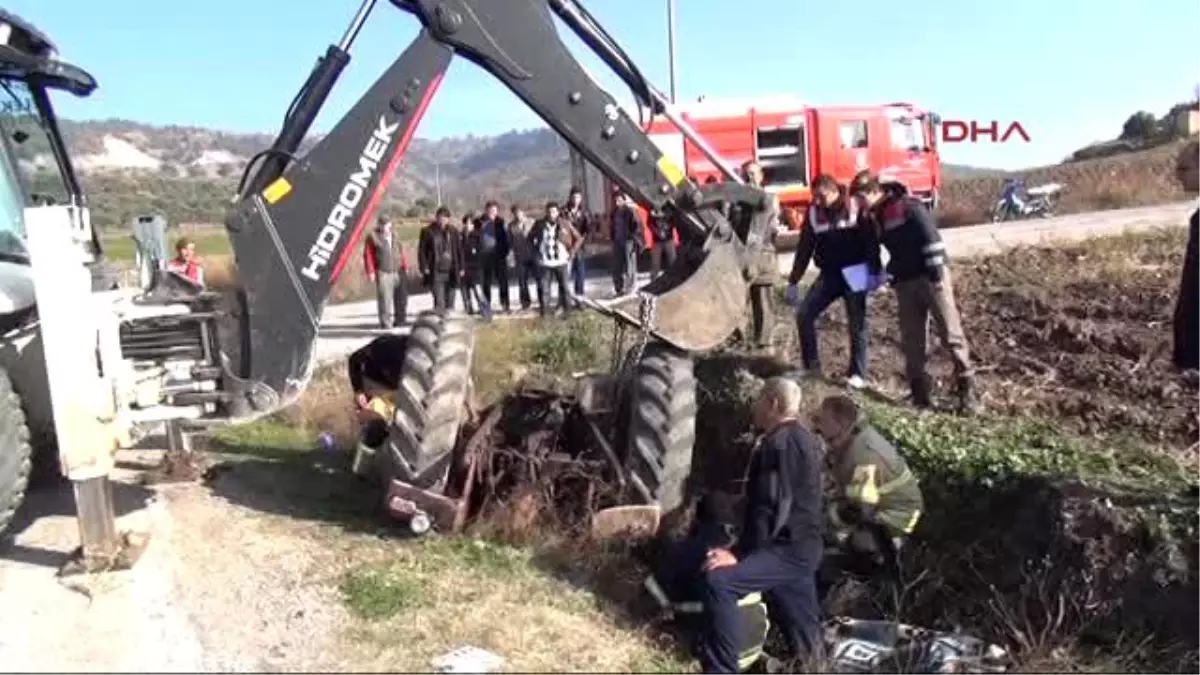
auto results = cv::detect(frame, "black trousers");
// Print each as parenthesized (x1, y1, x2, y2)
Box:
(698, 545, 822, 673)
(481, 253, 510, 310)
(516, 261, 541, 309)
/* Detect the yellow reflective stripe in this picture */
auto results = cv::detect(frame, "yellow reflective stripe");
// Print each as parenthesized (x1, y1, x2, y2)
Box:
(847, 464, 880, 505)
(674, 592, 762, 615)
(902, 509, 922, 534)
(738, 647, 764, 670)
(876, 467, 916, 497)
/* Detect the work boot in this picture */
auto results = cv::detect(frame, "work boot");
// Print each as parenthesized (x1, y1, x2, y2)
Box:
(954, 374, 979, 415)
(909, 375, 933, 409)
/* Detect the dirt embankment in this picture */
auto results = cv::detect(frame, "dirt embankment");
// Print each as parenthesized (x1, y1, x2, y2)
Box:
(783, 227, 1198, 452)
(938, 139, 1193, 227)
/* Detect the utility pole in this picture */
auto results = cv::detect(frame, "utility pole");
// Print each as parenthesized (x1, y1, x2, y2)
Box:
(666, 0, 678, 104)
(435, 162, 443, 206)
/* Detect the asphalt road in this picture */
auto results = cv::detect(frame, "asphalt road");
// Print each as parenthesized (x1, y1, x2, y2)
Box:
(313, 200, 1197, 367)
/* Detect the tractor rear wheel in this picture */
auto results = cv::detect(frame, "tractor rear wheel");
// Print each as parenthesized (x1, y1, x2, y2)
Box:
(0, 367, 32, 538)
(385, 311, 475, 492)
(625, 343, 698, 515)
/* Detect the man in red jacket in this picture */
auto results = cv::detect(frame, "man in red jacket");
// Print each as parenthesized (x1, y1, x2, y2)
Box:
(364, 215, 410, 328)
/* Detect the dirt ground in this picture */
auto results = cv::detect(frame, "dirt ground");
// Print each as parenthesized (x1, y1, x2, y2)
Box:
(775, 227, 1199, 455)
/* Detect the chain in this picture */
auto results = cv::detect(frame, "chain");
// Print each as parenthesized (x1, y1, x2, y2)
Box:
(616, 293, 658, 381)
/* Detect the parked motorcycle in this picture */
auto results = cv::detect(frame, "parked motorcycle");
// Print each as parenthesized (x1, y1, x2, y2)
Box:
(989, 182, 1063, 222)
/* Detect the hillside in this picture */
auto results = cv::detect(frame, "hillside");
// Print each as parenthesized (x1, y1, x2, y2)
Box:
(24, 118, 1193, 230)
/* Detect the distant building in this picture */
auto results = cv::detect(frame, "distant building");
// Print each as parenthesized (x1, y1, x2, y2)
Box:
(1171, 102, 1200, 137)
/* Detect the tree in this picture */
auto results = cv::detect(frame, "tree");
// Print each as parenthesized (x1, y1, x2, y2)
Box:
(1120, 111, 1158, 141)
(404, 206, 422, 219)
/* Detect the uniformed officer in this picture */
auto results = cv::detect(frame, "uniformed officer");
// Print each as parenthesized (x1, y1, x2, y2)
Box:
(850, 170, 976, 412)
(786, 174, 882, 388)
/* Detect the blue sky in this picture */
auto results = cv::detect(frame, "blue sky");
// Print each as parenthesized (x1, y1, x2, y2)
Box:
(7, 0, 1199, 170)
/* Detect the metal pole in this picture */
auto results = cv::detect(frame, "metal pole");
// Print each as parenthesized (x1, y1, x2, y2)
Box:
(337, 0, 379, 52)
(666, 0, 678, 104)
(435, 163, 443, 205)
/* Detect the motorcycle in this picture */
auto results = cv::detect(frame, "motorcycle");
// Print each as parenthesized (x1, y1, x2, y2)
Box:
(989, 182, 1063, 222)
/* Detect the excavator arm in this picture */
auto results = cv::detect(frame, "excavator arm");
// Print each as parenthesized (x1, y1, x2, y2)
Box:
(219, 0, 776, 420)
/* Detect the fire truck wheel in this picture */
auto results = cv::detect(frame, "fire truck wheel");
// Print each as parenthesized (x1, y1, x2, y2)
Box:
(0, 367, 32, 539)
(387, 311, 475, 493)
(626, 343, 698, 516)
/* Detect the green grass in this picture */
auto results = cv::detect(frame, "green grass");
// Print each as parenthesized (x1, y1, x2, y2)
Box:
(100, 229, 232, 262)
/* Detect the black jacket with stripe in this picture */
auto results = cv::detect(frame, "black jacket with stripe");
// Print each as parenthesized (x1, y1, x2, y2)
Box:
(870, 195, 947, 283)
(788, 194, 882, 286)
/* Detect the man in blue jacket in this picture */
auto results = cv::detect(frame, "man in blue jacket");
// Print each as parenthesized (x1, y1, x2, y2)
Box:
(475, 200, 511, 313)
(696, 376, 824, 673)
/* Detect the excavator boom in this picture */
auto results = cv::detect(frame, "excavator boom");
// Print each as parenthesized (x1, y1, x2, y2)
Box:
(220, 0, 776, 420)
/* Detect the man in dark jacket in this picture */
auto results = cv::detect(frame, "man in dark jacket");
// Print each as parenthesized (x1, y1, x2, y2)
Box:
(851, 171, 975, 412)
(649, 211, 678, 279)
(347, 333, 408, 471)
(564, 187, 590, 307)
(697, 376, 824, 673)
(475, 200, 511, 313)
(417, 206, 461, 314)
(610, 191, 644, 295)
(1172, 140, 1199, 371)
(786, 174, 882, 388)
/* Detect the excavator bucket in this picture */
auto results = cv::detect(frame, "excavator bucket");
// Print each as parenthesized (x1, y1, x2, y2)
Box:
(588, 238, 749, 353)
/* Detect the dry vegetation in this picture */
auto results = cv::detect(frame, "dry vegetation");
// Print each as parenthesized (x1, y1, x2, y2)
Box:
(187, 227, 1200, 673)
(937, 139, 1193, 227)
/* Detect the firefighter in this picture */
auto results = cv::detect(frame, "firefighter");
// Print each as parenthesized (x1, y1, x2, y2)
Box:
(347, 333, 408, 473)
(785, 174, 882, 388)
(741, 161, 781, 351)
(850, 170, 976, 412)
(811, 394, 923, 580)
(1172, 139, 1199, 371)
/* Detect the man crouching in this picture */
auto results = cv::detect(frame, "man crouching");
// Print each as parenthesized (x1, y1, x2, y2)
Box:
(812, 395, 923, 579)
(347, 334, 408, 475)
(697, 377, 825, 673)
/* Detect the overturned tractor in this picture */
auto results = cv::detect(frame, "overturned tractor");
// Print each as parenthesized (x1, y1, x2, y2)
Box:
(353, 303, 702, 537)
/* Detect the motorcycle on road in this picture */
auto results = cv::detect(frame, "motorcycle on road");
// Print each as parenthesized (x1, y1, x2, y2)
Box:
(989, 181, 1063, 222)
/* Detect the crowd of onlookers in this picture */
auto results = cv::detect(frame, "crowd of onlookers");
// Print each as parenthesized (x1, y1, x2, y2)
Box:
(362, 185, 674, 327)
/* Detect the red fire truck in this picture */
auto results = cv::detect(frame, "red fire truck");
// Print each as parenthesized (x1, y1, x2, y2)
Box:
(570, 96, 942, 247)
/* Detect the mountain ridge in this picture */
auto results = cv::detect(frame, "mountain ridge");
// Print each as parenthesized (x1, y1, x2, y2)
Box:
(42, 118, 998, 228)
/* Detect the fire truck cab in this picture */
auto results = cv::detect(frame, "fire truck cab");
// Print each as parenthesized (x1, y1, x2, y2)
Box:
(571, 95, 942, 246)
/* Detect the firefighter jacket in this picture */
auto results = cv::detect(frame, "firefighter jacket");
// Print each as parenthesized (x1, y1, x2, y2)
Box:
(869, 195, 947, 284)
(787, 193, 881, 286)
(828, 416, 923, 538)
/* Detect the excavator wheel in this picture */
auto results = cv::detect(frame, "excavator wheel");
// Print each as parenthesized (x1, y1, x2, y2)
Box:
(386, 310, 476, 493)
(0, 367, 33, 538)
(625, 342, 698, 516)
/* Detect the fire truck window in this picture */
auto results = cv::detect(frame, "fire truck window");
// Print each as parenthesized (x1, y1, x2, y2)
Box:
(839, 121, 869, 149)
(890, 118, 924, 151)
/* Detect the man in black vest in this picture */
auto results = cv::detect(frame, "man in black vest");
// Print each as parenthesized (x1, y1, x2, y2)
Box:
(364, 215, 410, 328)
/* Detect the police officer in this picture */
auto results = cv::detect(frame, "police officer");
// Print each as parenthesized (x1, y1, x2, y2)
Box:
(786, 174, 881, 388)
(1172, 139, 1199, 371)
(741, 161, 781, 350)
(812, 394, 923, 579)
(850, 170, 975, 412)
(697, 377, 824, 673)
